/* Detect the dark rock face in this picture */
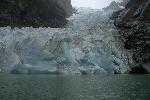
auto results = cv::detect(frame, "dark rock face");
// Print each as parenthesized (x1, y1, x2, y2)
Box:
(103, 0, 129, 12)
(109, 0, 130, 19)
(129, 64, 149, 74)
(0, 0, 73, 27)
(103, 1, 122, 11)
(114, 0, 150, 73)
(119, 0, 130, 7)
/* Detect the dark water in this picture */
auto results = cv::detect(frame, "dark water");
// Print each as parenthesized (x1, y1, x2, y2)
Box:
(0, 74, 150, 100)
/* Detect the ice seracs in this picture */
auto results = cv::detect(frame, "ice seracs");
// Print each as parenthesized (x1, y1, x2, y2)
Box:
(0, 8, 131, 74)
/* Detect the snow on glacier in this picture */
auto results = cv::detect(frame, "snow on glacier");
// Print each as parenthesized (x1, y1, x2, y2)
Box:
(0, 8, 130, 74)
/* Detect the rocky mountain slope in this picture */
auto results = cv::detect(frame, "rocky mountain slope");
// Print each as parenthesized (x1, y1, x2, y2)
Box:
(0, 0, 73, 27)
(103, 0, 129, 12)
(118, 0, 130, 7)
(114, 0, 150, 73)
(103, 1, 123, 11)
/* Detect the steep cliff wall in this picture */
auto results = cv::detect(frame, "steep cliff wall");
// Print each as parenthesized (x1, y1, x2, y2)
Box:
(114, 0, 150, 73)
(0, 0, 73, 27)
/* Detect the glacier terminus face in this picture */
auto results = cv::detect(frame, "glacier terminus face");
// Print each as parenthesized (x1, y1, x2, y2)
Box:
(0, 8, 132, 74)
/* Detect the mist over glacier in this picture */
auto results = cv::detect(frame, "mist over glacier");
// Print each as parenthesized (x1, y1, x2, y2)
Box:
(71, 0, 123, 9)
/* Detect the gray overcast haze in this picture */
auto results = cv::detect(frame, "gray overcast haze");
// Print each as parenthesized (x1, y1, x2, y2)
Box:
(71, 0, 123, 9)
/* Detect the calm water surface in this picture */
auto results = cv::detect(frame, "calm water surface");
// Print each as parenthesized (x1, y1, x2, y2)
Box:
(0, 74, 150, 100)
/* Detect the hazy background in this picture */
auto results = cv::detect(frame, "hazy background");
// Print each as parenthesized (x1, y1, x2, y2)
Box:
(71, 0, 123, 9)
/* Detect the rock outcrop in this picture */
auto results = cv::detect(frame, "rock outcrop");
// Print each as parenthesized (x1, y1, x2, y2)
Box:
(118, 0, 130, 7)
(0, 0, 73, 27)
(103, 1, 123, 12)
(114, 0, 150, 73)
(103, 0, 130, 12)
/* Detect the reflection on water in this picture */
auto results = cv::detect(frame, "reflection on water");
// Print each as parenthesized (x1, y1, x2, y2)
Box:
(0, 74, 150, 100)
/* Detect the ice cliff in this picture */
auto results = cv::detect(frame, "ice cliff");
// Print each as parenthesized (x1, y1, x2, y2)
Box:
(0, 8, 131, 74)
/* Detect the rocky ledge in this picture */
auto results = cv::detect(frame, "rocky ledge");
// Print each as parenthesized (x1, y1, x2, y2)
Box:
(0, 0, 73, 28)
(114, 0, 150, 73)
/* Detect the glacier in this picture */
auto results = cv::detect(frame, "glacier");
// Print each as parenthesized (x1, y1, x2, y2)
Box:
(0, 8, 132, 74)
